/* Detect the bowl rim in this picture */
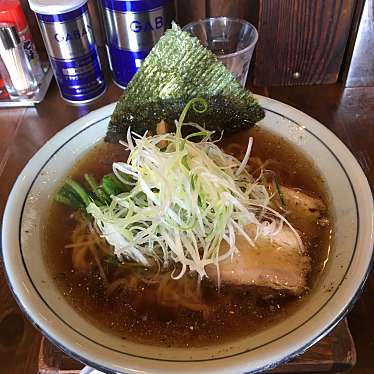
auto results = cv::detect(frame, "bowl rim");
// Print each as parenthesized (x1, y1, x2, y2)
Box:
(2, 95, 373, 373)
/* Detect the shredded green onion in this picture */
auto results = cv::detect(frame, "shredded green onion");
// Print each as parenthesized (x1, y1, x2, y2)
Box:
(86, 98, 301, 279)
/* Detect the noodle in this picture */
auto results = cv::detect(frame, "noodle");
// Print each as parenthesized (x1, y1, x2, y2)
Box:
(65, 213, 211, 317)
(66, 214, 110, 277)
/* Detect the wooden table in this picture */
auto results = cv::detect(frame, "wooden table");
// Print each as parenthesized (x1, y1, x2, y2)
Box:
(0, 79, 373, 373)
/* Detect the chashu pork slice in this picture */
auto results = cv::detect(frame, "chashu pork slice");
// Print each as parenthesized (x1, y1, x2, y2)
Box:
(206, 224, 311, 295)
(280, 186, 328, 236)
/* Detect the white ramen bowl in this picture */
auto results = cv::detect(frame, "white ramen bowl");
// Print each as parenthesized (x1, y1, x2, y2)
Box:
(2, 96, 373, 374)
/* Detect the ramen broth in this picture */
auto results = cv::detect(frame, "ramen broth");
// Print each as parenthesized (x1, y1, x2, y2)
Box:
(45, 127, 331, 347)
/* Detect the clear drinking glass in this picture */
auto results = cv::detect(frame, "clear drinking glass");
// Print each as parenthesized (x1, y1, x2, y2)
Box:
(183, 17, 258, 87)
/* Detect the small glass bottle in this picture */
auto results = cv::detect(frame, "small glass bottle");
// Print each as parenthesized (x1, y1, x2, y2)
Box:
(0, 0, 44, 83)
(0, 25, 38, 98)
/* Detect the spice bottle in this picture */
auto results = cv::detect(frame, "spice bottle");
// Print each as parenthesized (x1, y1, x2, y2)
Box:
(100, 0, 174, 88)
(0, 25, 38, 98)
(28, 0, 106, 104)
(0, 0, 44, 83)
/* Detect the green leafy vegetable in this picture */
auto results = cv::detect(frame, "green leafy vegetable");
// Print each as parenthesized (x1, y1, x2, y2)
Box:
(54, 180, 90, 210)
(102, 174, 127, 196)
(84, 174, 110, 205)
(54, 173, 126, 209)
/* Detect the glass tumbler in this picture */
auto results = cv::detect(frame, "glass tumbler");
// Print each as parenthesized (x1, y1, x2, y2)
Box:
(183, 17, 258, 87)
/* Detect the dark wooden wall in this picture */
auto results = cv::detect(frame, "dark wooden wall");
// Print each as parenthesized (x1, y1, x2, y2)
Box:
(253, 0, 358, 86)
(18, 0, 364, 87)
(175, 0, 361, 86)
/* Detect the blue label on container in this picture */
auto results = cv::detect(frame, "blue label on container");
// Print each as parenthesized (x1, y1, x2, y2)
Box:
(106, 46, 149, 87)
(37, 4, 105, 102)
(51, 49, 105, 101)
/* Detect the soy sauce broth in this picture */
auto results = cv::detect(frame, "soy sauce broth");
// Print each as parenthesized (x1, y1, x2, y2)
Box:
(44, 127, 332, 347)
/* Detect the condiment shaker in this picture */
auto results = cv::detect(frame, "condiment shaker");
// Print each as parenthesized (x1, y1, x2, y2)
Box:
(0, 0, 44, 83)
(0, 25, 38, 98)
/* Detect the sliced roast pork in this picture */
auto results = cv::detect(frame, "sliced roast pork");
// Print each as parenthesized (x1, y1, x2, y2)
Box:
(207, 224, 311, 295)
(280, 186, 328, 236)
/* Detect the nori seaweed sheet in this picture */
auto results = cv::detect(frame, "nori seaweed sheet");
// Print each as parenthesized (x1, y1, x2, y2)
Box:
(106, 96, 262, 143)
(106, 23, 265, 143)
